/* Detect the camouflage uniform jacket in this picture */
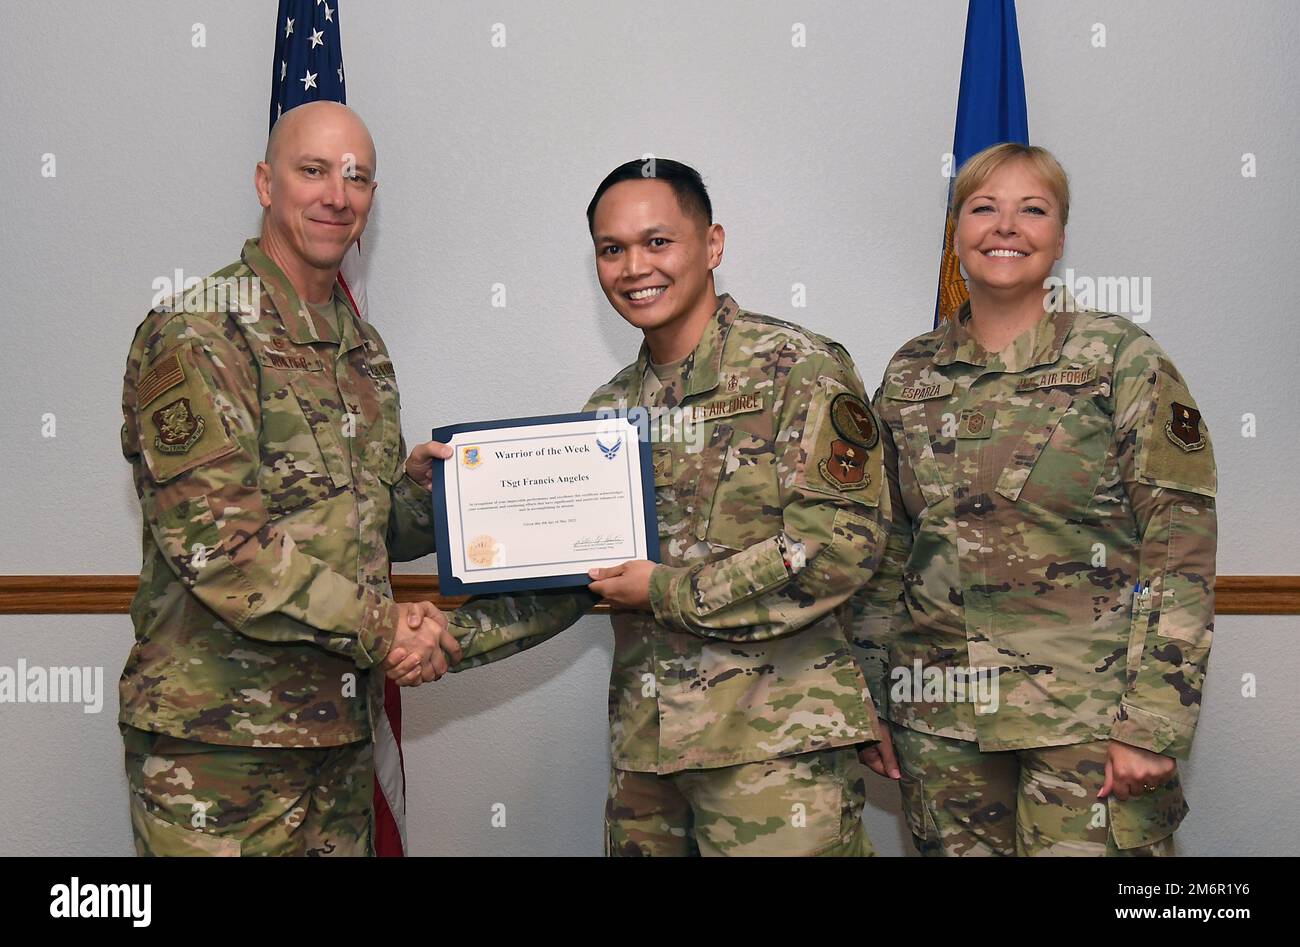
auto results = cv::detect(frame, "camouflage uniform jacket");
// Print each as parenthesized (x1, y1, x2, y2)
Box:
(451, 295, 890, 774)
(851, 302, 1217, 758)
(119, 238, 436, 748)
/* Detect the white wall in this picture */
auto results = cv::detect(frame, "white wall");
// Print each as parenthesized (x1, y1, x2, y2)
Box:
(1, 0, 1296, 855)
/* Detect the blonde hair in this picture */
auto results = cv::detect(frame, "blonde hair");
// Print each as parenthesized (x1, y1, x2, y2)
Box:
(951, 143, 1070, 227)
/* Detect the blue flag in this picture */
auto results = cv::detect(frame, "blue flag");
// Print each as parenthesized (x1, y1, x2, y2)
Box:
(269, 0, 347, 132)
(935, 0, 1029, 326)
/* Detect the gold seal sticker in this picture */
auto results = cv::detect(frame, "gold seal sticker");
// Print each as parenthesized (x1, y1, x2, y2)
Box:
(466, 535, 501, 567)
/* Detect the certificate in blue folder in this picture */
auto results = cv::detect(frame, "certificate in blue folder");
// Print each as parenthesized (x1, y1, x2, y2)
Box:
(431, 410, 659, 596)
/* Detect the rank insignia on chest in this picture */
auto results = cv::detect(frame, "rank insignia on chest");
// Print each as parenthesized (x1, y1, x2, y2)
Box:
(1165, 402, 1205, 452)
(957, 408, 993, 439)
(725, 373, 741, 393)
(820, 439, 870, 489)
(152, 398, 205, 454)
(830, 393, 879, 449)
(652, 447, 674, 486)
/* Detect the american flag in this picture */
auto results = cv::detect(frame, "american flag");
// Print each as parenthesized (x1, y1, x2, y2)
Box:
(269, 0, 403, 856)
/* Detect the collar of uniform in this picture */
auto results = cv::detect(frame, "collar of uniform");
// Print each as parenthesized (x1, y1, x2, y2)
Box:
(631, 293, 740, 402)
(934, 298, 1075, 374)
(241, 238, 363, 352)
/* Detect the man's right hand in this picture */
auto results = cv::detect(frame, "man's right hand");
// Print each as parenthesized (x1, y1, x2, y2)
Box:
(858, 726, 901, 780)
(381, 601, 462, 686)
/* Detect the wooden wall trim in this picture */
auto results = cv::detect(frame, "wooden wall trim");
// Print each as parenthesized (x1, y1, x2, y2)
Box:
(0, 575, 1296, 615)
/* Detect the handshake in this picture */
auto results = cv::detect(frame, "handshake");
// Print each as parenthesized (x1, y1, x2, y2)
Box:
(381, 601, 463, 687)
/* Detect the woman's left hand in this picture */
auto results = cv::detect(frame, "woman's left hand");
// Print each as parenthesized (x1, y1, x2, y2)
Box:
(1099, 740, 1177, 800)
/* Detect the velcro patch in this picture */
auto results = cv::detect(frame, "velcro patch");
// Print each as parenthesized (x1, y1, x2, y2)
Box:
(885, 378, 955, 402)
(685, 393, 765, 423)
(652, 447, 674, 487)
(830, 393, 879, 449)
(1015, 364, 1099, 391)
(138, 345, 237, 483)
(152, 397, 206, 454)
(956, 408, 992, 439)
(258, 349, 324, 372)
(819, 439, 870, 490)
(137, 352, 186, 407)
(1165, 402, 1205, 452)
(1138, 372, 1216, 497)
(801, 376, 883, 506)
(367, 358, 397, 379)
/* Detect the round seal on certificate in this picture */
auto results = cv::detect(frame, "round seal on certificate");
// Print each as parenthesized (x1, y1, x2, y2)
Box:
(466, 534, 505, 567)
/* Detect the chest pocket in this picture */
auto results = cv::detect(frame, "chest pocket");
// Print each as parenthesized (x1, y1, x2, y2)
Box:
(995, 374, 1111, 521)
(257, 367, 352, 515)
(655, 422, 730, 548)
(698, 425, 780, 552)
(884, 381, 955, 513)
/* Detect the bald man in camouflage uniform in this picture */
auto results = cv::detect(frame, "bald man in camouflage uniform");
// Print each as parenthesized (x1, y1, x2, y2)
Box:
(852, 300, 1217, 856)
(119, 102, 454, 856)
(438, 160, 890, 856)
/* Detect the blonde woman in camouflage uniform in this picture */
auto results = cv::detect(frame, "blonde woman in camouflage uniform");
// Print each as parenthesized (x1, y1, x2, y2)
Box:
(854, 144, 1217, 856)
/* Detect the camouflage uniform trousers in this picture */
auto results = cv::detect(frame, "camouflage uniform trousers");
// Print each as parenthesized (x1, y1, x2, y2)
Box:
(606, 747, 872, 857)
(890, 723, 1188, 857)
(123, 726, 373, 856)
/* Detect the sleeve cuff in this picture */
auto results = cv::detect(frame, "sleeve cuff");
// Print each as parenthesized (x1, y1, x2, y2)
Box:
(354, 590, 399, 670)
(649, 564, 688, 630)
(1110, 700, 1196, 759)
(393, 472, 434, 522)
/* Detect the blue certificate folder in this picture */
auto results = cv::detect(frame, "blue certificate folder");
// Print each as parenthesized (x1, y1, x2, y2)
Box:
(431, 410, 660, 596)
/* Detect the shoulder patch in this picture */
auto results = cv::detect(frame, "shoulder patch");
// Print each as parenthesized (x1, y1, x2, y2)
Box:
(1138, 372, 1216, 497)
(137, 342, 238, 483)
(137, 352, 187, 407)
(797, 376, 883, 506)
(830, 392, 879, 449)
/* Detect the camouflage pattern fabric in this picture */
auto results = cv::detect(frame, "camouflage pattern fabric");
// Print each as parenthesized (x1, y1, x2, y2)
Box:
(606, 746, 871, 856)
(852, 303, 1217, 759)
(890, 724, 1186, 856)
(122, 725, 372, 856)
(451, 295, 890, 775)
(119, 238, 437, 748)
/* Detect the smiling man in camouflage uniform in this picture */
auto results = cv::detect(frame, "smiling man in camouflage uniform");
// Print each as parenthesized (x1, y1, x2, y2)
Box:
(118, 102, 458, 856)
(421, 159, 890, 856)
